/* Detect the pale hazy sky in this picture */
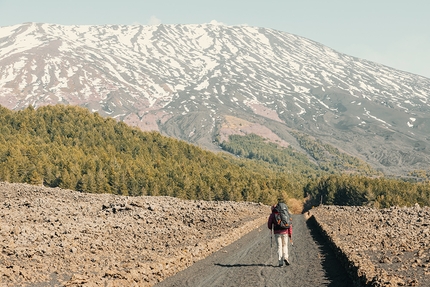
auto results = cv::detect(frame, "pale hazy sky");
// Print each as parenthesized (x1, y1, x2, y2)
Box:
(1, 0, 429, 78)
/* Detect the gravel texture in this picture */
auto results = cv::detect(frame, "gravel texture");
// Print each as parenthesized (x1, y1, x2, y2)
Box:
(154, 214, 354, 287)
(310, 205, 430, 286)
(0, 182, 267, 286)
(3, 181, 429, 287)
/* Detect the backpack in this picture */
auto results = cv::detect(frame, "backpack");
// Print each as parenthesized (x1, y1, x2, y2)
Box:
(273, 202, 292, 229)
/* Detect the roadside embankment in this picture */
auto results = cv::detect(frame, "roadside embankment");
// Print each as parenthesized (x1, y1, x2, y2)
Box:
(309, 205, 430, 286)
(0, 182, 268, 287)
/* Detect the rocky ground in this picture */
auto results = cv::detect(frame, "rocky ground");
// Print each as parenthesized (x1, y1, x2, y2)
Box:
(153, 214, 354, 287)
(2, 181, 430, 287)
(0, 182, 267, 286)
(310, 205, 430, 286)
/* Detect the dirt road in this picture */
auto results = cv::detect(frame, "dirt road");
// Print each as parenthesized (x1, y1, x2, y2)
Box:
(154, 215, 353, 287)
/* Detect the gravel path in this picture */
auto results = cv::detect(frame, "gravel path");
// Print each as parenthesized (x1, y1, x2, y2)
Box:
(6, 182, 426, 286)
(154, 215, 353, 287)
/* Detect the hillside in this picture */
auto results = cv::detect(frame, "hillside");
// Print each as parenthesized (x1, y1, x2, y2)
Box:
(2, 104, 430, 210)
(0, 104, 305, 204)
(220, 132, 377, 175)
(1, 23, 430, 175)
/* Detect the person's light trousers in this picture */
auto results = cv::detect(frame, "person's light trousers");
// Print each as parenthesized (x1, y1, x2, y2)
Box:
(275, 233, 289, 261)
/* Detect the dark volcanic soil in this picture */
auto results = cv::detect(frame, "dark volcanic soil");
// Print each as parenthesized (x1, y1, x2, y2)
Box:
(154, 215, 353, 287)
(1, 182, 429, 287)
(0, 182, 267, 286)
(310, 205, 430, 286)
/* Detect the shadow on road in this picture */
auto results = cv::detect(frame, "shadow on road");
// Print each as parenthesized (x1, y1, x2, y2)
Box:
(214, 263, 273, 268)
(306, 216, 353, 286)
(155, 216, 354, 287)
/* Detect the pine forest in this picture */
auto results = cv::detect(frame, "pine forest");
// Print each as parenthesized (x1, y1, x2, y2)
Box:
(1, 104, 429, 210)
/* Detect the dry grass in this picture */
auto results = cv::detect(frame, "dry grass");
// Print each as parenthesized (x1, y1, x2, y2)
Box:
(287, 198, 305, 214)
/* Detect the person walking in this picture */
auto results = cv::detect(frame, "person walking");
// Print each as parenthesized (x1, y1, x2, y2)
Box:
(268, 202, 293, 267)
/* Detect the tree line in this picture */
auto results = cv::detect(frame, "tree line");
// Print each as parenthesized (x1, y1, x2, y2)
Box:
(220, 133, 430, 208)
(1, 104, 429, 209)
(0, 104, 301, 205)
(304, 174, 430, 208)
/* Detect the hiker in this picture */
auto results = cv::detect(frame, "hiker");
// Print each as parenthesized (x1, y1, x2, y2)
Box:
(268, 202, 293, 267)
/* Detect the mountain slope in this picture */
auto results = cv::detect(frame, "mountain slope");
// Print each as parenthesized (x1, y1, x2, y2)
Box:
(0, 104, 308, 203)
(1, 22, 430, 175)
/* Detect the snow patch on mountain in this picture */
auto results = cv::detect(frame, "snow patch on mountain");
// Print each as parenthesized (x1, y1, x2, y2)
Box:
(1, 23, 430, 174)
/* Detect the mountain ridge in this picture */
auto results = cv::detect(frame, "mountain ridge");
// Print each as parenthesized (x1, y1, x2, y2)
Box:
(1, 22, 430, 175)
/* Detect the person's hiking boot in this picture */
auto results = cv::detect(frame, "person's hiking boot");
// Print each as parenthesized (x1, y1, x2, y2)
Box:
(278, 260, 283, 267)
(284, 258, 290, 266)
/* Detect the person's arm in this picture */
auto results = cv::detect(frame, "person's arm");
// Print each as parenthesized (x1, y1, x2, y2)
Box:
(288, 225, 293, 245)
(267, 213, 273, 229)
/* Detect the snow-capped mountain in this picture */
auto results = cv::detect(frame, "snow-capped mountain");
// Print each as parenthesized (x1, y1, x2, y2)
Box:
(1, 22, 430, 175)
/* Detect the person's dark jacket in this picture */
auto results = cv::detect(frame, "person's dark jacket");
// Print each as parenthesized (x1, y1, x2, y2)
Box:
(267, 209, 293, 236)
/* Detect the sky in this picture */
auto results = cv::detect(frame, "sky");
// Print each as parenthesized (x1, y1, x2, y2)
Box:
(1, 0, 429, 79)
